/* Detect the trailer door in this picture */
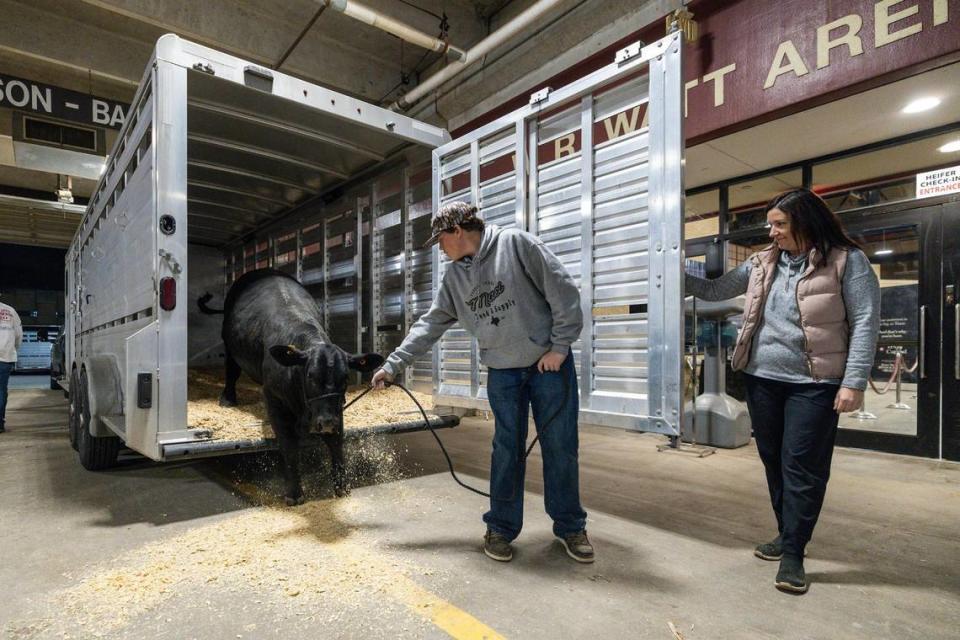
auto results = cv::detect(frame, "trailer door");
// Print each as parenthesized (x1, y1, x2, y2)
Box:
(431, 32, 685, 437)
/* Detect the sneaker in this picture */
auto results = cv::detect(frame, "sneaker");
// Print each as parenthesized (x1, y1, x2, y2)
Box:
(754, 535, 783, 561)
(755, 535, 807, 561)
(557, 530, 595, 563)
(483, 530, 513, 562)
(775, 555, 808, 594)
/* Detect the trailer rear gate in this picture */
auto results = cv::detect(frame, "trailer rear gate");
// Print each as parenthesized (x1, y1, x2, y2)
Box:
(431, 33, 685, 435)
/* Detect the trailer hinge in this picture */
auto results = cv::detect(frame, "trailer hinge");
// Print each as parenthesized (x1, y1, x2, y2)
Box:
(192, 62, 215, 75)
(615, 41, 643, 65)
(528, 87, 551, 107)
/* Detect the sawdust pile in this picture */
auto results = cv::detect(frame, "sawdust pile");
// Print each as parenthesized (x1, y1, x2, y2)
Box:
(12, 490, 453, 638)
(186, 368, 437, 441)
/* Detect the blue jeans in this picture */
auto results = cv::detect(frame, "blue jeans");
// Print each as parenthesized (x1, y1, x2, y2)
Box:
(482, 352, 587, 541)
(0, 361, 13, 428)
(744, 374, 840, 558)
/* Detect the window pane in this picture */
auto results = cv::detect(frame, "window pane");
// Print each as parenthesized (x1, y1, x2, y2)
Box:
(814, 128, 960, 212)
(24, 119, 61, 144)
(685, 189, 719, 239)
(61, 126, 96, 150)
(727, 170, 803, 233)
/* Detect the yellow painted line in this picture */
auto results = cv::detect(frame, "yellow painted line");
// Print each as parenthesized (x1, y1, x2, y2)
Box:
(389, 575, 506, 640)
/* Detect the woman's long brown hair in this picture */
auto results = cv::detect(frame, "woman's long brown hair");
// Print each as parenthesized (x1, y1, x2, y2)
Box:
(765, 188, 860, 262)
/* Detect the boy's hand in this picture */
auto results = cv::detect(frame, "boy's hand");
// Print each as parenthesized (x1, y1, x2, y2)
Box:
(371, 368, 394, 390)
(537, 351, 566, 373)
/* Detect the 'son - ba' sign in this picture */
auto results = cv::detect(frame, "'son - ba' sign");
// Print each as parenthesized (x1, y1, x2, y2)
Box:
(0, 73, 129, 130)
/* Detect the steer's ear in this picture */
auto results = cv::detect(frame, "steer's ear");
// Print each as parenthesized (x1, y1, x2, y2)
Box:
(269, 344, 308, 367)
(348, 352, 384, 373)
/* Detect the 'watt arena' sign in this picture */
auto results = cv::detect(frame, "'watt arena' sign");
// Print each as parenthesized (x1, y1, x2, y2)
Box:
(445, 100, 649, 194)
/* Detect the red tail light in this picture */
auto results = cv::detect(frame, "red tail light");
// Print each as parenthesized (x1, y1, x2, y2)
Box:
(159, 277, 177, 310)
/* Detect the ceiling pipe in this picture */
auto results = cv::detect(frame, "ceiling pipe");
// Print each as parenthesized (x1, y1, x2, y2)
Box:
(389, 0, 566, 111)
(323, 0, 466, 61)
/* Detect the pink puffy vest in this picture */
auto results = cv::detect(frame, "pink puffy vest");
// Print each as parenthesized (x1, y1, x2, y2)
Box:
(731, 245, 850, 381)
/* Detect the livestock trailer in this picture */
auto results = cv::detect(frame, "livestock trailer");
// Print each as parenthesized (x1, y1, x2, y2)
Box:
(66, 30, 686, 470)
(64, 35, 456, 469)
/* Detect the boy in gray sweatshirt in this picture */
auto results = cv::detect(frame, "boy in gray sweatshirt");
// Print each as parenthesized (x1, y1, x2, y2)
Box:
(372, 201, 593, 563)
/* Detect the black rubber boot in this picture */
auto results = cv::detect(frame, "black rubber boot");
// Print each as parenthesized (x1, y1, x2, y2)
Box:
(754, 534, 783, 560)
(775, 554, 808, 594)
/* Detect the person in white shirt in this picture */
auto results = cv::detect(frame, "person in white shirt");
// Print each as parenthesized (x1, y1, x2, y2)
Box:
(0, 296, 23, 433)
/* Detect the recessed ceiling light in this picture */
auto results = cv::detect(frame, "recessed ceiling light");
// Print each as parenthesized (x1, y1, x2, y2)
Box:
(902, 97, 941, 113)
(939, 139, 960, 153)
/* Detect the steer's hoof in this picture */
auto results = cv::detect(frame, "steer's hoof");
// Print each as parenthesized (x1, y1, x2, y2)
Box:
(284, 494, 306, 507)
(334, 485, 350, 498)
(218, 394, 238, 407)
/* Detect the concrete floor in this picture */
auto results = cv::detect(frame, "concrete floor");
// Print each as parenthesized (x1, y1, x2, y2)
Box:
(1, 389, 958, 640)
(7, 374, 51, 389)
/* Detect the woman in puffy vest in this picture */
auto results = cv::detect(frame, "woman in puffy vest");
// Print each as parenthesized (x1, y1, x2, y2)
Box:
(686, 188, 880, 594)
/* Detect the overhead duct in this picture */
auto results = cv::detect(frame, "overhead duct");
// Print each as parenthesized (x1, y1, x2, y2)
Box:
(390, 0, 566, 111)
(323, 0, 466, 61)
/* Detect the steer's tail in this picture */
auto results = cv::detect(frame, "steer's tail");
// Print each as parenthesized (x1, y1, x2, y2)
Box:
(197, 293, 224, 315)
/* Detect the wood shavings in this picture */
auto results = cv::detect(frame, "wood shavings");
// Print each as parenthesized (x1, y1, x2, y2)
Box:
(186, 368, 437, 441)
(17, 492, 451, 637)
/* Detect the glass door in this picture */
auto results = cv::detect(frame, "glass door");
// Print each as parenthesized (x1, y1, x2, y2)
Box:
(939, 200, 960, 461)
(837, 206, 942, 457)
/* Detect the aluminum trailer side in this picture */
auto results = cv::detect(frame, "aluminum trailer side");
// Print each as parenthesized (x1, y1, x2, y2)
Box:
(65, 34, 452, 469)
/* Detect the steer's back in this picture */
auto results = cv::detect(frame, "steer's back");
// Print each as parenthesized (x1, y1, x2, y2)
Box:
(221, 269, 326, 381)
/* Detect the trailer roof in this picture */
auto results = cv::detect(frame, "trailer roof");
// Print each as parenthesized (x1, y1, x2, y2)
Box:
(161, 35, 450, 247)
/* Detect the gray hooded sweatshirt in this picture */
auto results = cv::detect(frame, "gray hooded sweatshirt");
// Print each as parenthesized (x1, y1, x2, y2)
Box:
(381, 224, 583, 376)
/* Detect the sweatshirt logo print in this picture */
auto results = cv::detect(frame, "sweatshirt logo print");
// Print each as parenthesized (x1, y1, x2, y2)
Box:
(466, 281, 505, 312)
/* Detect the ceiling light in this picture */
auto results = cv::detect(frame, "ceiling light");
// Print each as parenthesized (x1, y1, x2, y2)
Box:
(939, 139, 960, 153)
(902, 97, 941, 113)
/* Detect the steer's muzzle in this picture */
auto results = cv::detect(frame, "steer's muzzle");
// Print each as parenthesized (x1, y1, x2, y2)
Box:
(314, 409, 343, 435)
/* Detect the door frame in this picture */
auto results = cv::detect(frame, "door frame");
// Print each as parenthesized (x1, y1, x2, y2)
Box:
(835, 195, 960, 458)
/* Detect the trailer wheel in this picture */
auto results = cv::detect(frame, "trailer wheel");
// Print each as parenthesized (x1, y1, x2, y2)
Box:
(50, 376, 60, 391)
(68, 370, 80, 451)
(77, 368, 121, 470)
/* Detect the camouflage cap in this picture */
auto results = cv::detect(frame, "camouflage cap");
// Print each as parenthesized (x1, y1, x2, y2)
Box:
(423, 201, 481, 248)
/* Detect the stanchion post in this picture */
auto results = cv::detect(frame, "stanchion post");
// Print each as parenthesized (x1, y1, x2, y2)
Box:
(887, 351, 911, 410)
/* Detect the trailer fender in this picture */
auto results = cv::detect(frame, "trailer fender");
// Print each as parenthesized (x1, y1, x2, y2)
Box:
(82, 355, 124, 437)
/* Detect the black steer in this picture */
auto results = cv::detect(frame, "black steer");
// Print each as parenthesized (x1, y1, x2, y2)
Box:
(198, 268, 383, 505)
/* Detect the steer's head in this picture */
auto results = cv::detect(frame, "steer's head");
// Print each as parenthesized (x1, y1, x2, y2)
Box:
(269, 343, 384, 433)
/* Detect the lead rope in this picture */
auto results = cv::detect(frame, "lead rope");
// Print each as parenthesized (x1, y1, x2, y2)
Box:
(344, 370, 570, 500)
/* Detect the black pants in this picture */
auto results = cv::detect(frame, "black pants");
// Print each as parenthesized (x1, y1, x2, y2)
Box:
(744, 374, 840, 558)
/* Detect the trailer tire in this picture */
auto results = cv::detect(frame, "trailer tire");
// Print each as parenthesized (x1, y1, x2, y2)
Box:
(77, 369, 121, 470)
(68, 370, 80, 451)
(50, 376, 60, 391)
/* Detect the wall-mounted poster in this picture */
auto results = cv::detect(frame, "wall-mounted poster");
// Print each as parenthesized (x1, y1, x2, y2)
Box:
(872, 284, 918, 385)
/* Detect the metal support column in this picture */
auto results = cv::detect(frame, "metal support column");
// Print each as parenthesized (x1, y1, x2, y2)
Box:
(579, 93, 594, 408)
(469, 139, 480, 398)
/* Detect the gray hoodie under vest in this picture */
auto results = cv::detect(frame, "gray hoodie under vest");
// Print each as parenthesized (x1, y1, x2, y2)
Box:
(381, 224, 583, 376)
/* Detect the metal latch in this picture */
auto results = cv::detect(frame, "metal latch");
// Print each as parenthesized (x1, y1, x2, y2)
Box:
(243, 65, 273, 92)
(192, 62, 215, 75)
(529, 87, 551, 106)
(615, 41, 643, 65)
(158, 249, 182, 275)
